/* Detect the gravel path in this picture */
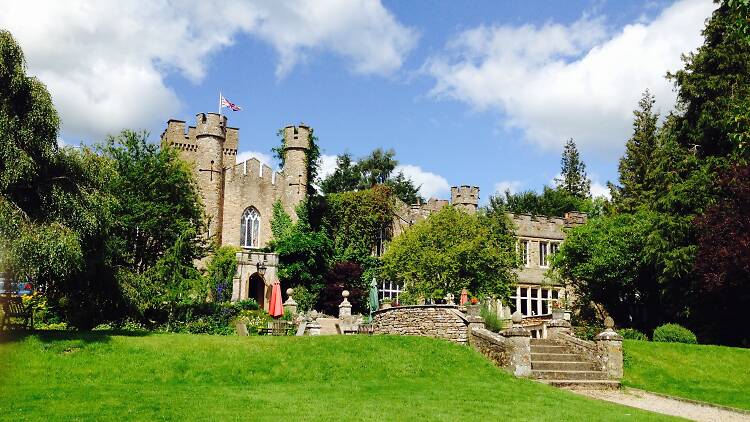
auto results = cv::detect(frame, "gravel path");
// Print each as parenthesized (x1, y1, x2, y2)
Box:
(570, 388, 750, 422)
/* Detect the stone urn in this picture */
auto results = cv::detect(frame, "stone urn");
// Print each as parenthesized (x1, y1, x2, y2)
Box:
(552, 308, 565, 320)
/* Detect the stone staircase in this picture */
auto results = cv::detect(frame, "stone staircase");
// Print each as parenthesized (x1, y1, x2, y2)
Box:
(530, 338, 620, 389)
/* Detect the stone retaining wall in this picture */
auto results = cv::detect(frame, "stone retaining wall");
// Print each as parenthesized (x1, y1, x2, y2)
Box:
(470, 327, 532, 377)
(372, 305, 469, 344)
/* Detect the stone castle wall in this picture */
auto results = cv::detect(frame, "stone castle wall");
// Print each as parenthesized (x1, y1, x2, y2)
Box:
(372, 305, 470, 344)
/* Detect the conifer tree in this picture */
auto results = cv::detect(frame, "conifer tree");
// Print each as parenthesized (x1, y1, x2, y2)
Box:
(612, 90, 660, 211)
(556, 138, 591, 198)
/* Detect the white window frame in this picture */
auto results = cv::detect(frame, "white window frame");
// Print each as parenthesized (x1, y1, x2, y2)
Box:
(240, 207, 261, 248)
(379, 281, 402, 302)
(510, 285, 563, 317)
(539, 241, 549, 268)
(518, 239, 530, 267)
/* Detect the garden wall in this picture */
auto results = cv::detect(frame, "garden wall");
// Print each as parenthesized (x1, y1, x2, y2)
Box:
(372, 305, 469, 344)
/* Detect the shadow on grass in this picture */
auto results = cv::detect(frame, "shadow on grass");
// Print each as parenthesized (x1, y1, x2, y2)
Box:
(0, 329, 152, 345)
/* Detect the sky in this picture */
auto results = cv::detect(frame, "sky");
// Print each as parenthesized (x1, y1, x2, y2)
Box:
(0, 0, 717, 203)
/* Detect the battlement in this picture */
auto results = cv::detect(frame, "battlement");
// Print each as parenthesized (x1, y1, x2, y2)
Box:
(226, 157, 280, 186)
(161, 115, 238, 163)
(283, 125, 311, 150)
(195, 112, 226, 139)
(451, 185, 480, 205)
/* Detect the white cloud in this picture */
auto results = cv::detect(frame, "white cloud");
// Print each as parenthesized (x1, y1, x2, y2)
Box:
(317, 154, 340, 180)
(395, 164, 450, 199)
(236, 150, 273, 168)
(0, 0, 416, 140)
(426, 0, 715, 157)
(493, 180, 523, 195)
(590, 181, 611, 199)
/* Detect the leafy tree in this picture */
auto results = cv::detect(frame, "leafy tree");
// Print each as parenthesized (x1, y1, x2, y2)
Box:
(320, 153, 360, 194)
(98, 131, 206, 275)
(206, 245, 238, 303)
(357, 148, 397, 188)
(0, 30, 121, 327)
(556, 138, 591, 198)
(386, 171, 422, 204)
(611, 90, 660, 211)
(487, 186, 605, 218)
(550, 212, 662, 330)
(381, 206, 519, 300)
(272, 225, 333, 299)
(693, 164, 750, 345)
(318, 261, 366, 315)
(269, 200, 293, 241)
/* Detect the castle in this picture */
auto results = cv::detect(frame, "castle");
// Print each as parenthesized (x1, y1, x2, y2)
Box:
(162, 113, 585, 315)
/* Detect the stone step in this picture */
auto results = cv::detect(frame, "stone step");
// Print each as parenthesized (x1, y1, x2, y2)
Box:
(530, 338, 560, 346)
(531, 352, 589, 362)
(531, 370, 609, 381)
(538, 379, 621, 390)
(531, 361, 599, 371)
(530, 345, 568, 354)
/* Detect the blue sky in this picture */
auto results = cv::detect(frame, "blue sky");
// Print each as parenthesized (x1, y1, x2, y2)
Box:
(1, 0, 715, 202)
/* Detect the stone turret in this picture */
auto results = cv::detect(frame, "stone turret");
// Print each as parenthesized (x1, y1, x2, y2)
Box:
(451, 185, 480, 213)
(194, 112, 227, 243)
(282, 125, 311, 208)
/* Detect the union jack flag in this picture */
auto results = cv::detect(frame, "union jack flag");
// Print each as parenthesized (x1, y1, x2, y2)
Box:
(220, 95, 242, 111)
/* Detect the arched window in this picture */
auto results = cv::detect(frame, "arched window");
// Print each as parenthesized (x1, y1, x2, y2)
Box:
(240, 207, 261, 248)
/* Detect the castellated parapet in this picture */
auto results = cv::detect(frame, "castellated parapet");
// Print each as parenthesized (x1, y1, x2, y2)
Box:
(161, 114, 311, 249)
(451, 185, 480, 213)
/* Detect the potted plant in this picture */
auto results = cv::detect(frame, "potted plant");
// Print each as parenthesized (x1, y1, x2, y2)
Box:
(466, 297, 481, 316)
(551, 300, 565, 320)
(380, 298, 393, 309)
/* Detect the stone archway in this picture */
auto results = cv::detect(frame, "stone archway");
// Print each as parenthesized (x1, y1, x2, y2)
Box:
(248, 272, 265, 307)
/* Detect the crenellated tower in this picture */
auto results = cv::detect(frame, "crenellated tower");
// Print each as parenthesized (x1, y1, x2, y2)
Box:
(161, 112, 238, 244)
(281, 125, 311, 210)
(451, 185, 480, 213)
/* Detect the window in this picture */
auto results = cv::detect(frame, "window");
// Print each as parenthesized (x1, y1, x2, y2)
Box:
(539, 241, 549, 267)
(518, 240, 530, 267)
(240, 207, 261, 248)
(510, 285, 564, 317)
(378, 281, 402, 302)
(550, 242, 559, 255)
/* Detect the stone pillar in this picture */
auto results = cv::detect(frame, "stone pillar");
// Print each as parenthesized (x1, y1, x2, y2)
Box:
(305, 310, 321, 336)
(595, 317, 623, 379)
(501, 311, 531, 377)
(339, 290, 352, 320)
(283, 288, 298, 315)
(466, 315, 485, 331)
(546, 317, 572, 340)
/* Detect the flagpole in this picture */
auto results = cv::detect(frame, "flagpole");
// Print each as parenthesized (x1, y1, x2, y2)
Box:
(219, 91, 222, 118)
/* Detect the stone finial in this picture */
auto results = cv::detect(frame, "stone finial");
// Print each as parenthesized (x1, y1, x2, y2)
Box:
(502, 311, 530, 338)
(283, 287, 298, 315)
(339, 290, 352, 320)
(310, 310, 319, 321)
(604, 316, 614, 329)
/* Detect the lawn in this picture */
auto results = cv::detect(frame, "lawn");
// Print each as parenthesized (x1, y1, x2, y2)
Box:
(623, 339, 750, 410)
(0, 332, 674, 421)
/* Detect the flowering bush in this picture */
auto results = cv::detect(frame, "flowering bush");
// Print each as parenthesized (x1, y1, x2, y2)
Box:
(470, 297, 479, 305)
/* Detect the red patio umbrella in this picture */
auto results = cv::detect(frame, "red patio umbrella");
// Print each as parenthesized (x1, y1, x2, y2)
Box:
(268, 281, 284, 318)
(460, 289, 469, 305)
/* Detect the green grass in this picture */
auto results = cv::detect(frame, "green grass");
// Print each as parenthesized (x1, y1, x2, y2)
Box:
(0, 332, 674, 421)
(624, 339, 750, 410)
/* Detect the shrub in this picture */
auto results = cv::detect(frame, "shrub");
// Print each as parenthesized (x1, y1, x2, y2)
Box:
(234, 299, 259, 311)
(652, 323, 697, 344)
(292, 285, 318, 312)
(235, 309, 271, 334)
(480, 305, 505, 332)
(573, 324, 599, 341)
(619, 328, 648, 341)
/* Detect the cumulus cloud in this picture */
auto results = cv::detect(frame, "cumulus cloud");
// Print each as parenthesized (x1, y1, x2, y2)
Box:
(425, 0, 715, 157)
(317, 154, 340, 180)
(590, 181, 611, 199)
(395, 164, 450, 199)
(0, 0, 416, 140)
(493, 180, 523, 195)
(236, 150, 273, 168)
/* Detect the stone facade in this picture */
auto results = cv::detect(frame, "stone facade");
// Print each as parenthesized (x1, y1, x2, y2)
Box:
(161, 113, 311, 308)
(372, 305, 470, 344)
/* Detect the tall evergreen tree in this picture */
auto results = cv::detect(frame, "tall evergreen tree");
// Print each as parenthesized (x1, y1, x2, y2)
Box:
(611, 90, 660, 211)
(556, 138, 591, 198)
(320, 153, 359, 194)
